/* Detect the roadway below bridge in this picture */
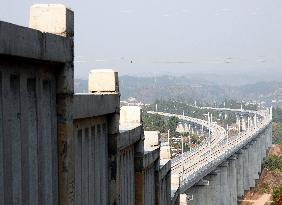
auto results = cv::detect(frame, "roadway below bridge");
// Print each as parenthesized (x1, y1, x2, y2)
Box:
(148, 107, 272, 205)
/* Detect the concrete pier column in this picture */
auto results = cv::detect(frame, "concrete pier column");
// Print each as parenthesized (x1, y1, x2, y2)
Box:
(185, 186, 196, 205)
(228, 156, 237, 205)
(267, 126, 272, 149)
(257, 136, 262, 175)
(241, 117, 247, 131)
(253, 139, 259, 180)
(242, 146, 250, 191)
(219, 161, 229, 205)
(195, 179, 209, 205)
(262, 132, 267, 159)
(248, 141, 256, 188)
(236, 150, 244, 198)
(206, 170, 221, 205)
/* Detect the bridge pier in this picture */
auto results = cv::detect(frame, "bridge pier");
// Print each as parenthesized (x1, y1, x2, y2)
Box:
(228, 156, 237, 205)
(236, 150, 244, 198)
(253, 139, 259, 181)
(205, 170, 221, 205)
(219, 161, 229, 205)
(248, 141, 256, 188)
(242, 145, 250, 191)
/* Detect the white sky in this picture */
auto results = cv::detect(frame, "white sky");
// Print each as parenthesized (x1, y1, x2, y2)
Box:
(1, 0, 282, 79)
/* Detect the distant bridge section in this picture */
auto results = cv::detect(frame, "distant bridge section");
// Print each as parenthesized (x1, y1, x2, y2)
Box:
(148, 107, 272, 205)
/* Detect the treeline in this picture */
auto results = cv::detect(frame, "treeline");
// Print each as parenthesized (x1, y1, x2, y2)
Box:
(142, 113, 179, 135)
(272, 107, 282, 144)
(144, 99, 237, 125)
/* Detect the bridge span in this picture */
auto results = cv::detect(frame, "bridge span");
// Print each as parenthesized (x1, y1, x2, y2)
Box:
(148, 108, 272, 205)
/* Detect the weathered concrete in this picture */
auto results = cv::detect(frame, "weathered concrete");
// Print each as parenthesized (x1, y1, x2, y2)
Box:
(206, 170, 221, 205)
(236, 150, 244, 198)
(0, 22, 73, 63)
(120, 106, 142, 124)
(144, 131, 160, 148)
(242, 146, 250, 191)
(228, 155, 237, 205)
(73, 93, 119, 119)
(29, 4, 74, 37)
(219, 161, 229, 205)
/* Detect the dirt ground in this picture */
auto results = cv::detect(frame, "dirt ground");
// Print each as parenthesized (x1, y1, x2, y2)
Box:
(240, 144, 282, 205)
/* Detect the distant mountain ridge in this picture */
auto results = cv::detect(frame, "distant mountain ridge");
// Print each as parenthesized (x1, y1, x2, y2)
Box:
(75, 75, 282, 106)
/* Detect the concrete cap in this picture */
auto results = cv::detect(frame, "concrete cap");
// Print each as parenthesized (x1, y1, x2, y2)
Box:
(160, 145, 171, 160)
(29, 4, 74, 37)
(120, 106, 141, 124)
(171, 174, 180, 187)
(144, 131, 160, 148)
(88, 69, 119, 93)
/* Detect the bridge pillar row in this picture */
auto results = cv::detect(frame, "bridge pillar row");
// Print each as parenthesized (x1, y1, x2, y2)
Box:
(228, 155, 237, 205)
(235, 150, 244, 198)
(205, 169, 221, 205)
(219, 161, 230, 205)
(242, 145, 250, 191)
(248, 141, 256, 188)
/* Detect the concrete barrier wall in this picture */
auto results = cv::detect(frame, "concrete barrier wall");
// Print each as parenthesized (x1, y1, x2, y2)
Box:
(0, 59, 59, 205)
(117, 146, 135, 204)
(74, 117, 108, 205)
(0, 4, 173, 205)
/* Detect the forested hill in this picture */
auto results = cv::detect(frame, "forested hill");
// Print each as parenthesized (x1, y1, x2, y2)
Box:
(75, 75, 282, 105)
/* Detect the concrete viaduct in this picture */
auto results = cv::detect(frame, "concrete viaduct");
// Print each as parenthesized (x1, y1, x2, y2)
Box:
(148, 108, 272, 205)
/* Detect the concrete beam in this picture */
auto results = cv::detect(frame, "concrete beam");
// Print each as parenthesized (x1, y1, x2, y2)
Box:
(73, 93, 119, 119)
(118, 125, 142, 150)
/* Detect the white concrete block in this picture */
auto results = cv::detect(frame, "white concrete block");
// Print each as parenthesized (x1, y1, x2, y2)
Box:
(180, 194, 189, 205)
(120, 106, 141, 124)
(160, 146, 171, 159)
(144, 131, 160, 148)
(88, 69, 119, 93)
(29, 4, 74, 37)
(171, 174, 180, 187)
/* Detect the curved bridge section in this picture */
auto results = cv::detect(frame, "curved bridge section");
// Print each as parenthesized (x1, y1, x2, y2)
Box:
(148, 108, 272, 205)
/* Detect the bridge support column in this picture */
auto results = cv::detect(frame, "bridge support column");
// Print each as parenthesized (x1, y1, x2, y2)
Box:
(257, 135, 262, 175)
(205, 170, 220, 205)
(186, 184, 205, 205)
(236, 150, 244, 198)
(187, 179, 209, 205)
(242, 146, 250, 191)
(248, 141, 256, 188)
(228, 156, 237, 205)
(262, 131, 267, 159)
(219, 161, 229, 205)
(267, 125, 272, 149)
(253, 139, 259, 181)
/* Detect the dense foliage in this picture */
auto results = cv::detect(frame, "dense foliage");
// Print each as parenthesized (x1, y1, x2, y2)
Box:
(144, 99, 237, 125)
(263, 155, 282, 171)
(272, 186, 282, 205)
(273, 107, 282, 123)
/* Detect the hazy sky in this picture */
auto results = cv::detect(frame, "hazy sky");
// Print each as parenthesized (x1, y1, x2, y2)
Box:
(1, 0, 282, 79)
